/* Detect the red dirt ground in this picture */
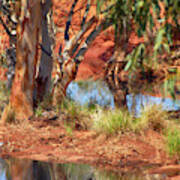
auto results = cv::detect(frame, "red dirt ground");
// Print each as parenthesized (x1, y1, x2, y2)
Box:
(0, 116, 179, 178)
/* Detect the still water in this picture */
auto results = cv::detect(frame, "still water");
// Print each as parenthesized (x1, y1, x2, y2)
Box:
(0, 158, 166, 180)
(67, 80, 180, 115)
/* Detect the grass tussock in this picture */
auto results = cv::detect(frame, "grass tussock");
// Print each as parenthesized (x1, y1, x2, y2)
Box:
(91, 107, 133, 135)
(133, 105, 169, 133)
(91, 105, 176, 135)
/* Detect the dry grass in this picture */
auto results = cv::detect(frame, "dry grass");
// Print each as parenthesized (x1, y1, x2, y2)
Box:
(91, 107, 133, 135)
(133, 105, 170, 133)
(90, 105, 176, 135)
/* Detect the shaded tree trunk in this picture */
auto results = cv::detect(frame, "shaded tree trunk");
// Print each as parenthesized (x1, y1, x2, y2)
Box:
(35, 0, 54, 103)
(1, 0, 42, 123)
(104, 23, 130, 108)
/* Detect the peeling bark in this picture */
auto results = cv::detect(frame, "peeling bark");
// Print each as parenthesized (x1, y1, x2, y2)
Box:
(1, 0, 42, 123)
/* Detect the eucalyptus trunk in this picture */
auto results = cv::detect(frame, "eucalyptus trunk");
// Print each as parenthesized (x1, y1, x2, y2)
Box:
(35, 0, 54, 102)
(1, 0, 42, 123)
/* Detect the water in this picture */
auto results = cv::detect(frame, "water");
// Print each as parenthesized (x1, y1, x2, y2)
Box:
(67, 81, 115, 108)
(67, 80, 180, 115)
(0, 158, 166, 180)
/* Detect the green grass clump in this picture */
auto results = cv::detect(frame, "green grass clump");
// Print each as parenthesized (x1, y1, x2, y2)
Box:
(91, 108, 133, 135)
(34, 105, 43, 117)
(91, 104, 180, 158)
(166, 128, 180, 157)
(91, 105, 172, 135)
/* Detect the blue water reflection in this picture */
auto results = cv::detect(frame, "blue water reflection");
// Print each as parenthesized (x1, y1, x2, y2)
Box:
(0, 159, 6, 180)
(127, 94, 180, 115)
(67, 81, 180, 115)
(67, 81, 115, 108)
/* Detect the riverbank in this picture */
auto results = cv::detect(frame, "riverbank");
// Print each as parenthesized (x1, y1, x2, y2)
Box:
(1, 103, 180, 179)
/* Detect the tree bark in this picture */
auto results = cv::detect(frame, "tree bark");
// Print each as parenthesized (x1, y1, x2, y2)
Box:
(35, 0, 54, 103)
(1, 0, 42, 123)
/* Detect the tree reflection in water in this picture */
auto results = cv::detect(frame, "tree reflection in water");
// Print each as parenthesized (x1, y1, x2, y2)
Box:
(0, 158, 167, 180)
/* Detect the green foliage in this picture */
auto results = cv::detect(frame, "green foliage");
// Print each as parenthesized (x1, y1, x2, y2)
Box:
(124, 43, 145, 71)
(35, 105, 43, 117)
(64, 124, 73, 136)
(60, 99, 82, 118)
(91, 104, 180, 157)
(98, 0, 180, 98)
(163, 75, 177, 100)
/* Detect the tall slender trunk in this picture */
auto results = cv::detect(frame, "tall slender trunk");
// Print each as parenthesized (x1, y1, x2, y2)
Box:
(35, 0, 54, 103)
(1, 0, 42, 123)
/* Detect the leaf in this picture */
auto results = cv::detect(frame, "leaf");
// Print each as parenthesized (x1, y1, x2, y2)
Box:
(137, 1, 144, 8)
(164, 80, 168, 97)
(154, 28, 165, 51)
(96, 0, 104, 15)
(149, 14, 154, 31)
(124, 58, 132, 71)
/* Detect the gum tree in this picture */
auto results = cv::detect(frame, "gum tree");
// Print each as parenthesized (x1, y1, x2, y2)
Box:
(0, 0, 112, 122)
(1, 0, 42, 122)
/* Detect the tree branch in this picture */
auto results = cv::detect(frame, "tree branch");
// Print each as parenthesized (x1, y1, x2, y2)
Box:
(100, 4, 114, 14)
(70, 16, 97, 56)
(0, 16, 15, 37)
(64, 0, 78, 41)
(39, 43, 52, 57)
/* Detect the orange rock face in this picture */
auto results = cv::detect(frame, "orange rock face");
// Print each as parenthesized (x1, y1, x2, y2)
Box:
(1, 1, 180, 82)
